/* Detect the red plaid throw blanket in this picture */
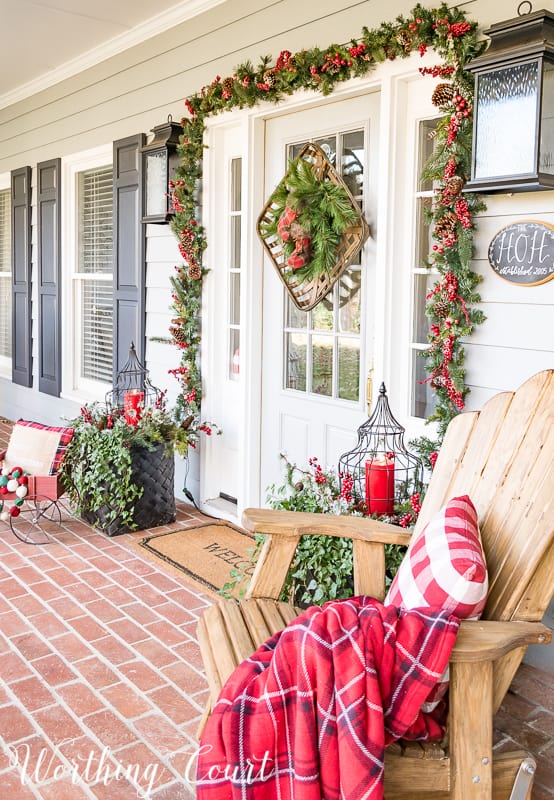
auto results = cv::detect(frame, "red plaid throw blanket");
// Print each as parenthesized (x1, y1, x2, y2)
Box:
(196, 596, 459, 800)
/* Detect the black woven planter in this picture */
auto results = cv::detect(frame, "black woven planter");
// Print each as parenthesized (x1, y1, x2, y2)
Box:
(82, 442, 176, 536)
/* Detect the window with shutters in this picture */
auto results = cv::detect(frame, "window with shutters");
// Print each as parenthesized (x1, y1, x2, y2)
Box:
(0, 184, 11, 372)
(74, 164, 113, 388)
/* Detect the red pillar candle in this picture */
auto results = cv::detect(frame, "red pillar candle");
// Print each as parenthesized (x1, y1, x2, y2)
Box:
(124, 390, 144, 426)
(365, 454, 395, 515)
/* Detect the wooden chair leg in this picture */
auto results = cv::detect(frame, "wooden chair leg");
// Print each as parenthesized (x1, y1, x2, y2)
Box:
(450, 660, 493, 799)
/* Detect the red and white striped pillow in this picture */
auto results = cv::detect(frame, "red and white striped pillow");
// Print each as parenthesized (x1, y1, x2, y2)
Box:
(384, 495, 488, 711)
(385, 495, 488, 618)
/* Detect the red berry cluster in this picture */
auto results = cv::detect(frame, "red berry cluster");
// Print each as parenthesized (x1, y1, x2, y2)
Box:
(198, 423, 213, 435)
(321, 51, 353, 72)
(399, 513, 414, 528)
(275, 50, 292, 70)
(308, 456, 327, 484)
(419, 64, 455, 78)
(447, 21, 472, 38)
(454, 198, 472, 229)
(408, 17, 422, 31)
(443, 157, 457, 180)
(442, 334, 455, 363)
(410, 493, 422, 514)
(447, 113, 461, 146)
(348, 43, 367, 59)
(429, 451, 439, 470)
(339, 472, 354, 503)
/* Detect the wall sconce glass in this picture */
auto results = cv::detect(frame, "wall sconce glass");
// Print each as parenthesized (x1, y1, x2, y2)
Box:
(465, 5, 554, 193)
(141, 116, 183, 223)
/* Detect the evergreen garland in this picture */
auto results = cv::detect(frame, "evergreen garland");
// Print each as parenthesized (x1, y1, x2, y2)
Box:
(168, 3, 486, 461)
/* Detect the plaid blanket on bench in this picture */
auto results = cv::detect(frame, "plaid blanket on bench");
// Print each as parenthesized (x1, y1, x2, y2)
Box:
(196, 596, 459, 800)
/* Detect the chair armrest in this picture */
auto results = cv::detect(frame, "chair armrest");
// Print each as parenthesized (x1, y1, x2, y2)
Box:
(449, 619, 551, 662)
(241, 507, 412, 546)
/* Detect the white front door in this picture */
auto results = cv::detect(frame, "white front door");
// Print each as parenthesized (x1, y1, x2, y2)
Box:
(260, 93, 380, 495)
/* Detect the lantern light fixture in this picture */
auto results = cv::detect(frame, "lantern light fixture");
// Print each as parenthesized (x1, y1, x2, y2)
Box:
(465, 4, 554, 193)
(141, 115, 183, 224)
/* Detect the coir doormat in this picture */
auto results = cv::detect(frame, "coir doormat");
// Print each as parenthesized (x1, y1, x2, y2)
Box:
(138, 521, 258, 596)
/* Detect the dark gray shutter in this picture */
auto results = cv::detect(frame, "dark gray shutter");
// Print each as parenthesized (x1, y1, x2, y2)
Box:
(11, 166, 32, 387)
(113, 134, 146, 378)
(37, 159, 61, 396)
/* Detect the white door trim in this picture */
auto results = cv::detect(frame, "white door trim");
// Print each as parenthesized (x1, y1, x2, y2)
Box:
(200, 50, 441, 517)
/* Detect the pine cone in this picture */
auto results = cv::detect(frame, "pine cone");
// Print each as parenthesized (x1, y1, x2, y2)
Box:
(445, 175, 464, 197)
(433, 300, 450, 319)
(431, 83, 455, 107)
(188, 263, 202, 280)
(181, 415, 195, 430)
(434, 211, 458, 239)
(430, 375, 447, 389)
(396, 30, 412, 50)
(169, 325, 188, 346)
(222, 76, 235, 96)
(263, 69, 277, 88)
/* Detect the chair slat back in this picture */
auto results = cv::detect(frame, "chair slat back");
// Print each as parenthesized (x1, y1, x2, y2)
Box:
(416, 370, 554, 623)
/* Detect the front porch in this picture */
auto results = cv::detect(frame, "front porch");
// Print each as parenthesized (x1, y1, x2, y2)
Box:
(0, 417, 552, 799)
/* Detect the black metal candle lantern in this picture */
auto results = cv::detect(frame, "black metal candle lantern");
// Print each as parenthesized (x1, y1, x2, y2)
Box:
(338, 383, 423, 514)
(106, 342, 161, 421)
(465, 5, 554, 193)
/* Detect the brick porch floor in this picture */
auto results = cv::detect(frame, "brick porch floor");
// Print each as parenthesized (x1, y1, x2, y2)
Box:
(0, 418, 552, 798)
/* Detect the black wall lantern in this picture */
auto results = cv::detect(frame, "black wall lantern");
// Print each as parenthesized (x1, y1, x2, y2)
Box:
(465, 5, 554, 193)
(141, 116, 183, 223)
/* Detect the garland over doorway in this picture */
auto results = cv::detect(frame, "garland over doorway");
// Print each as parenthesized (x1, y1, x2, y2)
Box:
(168, 3, 486, 460)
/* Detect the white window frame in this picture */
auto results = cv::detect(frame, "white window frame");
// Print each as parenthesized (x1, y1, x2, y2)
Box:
(61, 145, 113, 402)
(0, 172, 11, 377)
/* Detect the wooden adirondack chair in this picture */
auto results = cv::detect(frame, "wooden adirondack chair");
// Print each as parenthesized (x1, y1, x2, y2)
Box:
(196, 370, 554, 799)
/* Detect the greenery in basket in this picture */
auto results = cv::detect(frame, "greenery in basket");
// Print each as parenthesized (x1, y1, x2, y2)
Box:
(259, 155, 361, 283)
(61, 394, 218, 530)
(222, 455, 413, 606)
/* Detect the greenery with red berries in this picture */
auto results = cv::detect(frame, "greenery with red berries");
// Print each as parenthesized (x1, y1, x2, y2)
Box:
(169, 3, 485, 457)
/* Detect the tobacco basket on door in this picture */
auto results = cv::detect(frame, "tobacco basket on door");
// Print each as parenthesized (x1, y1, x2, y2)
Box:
(257, 142, 370, 311)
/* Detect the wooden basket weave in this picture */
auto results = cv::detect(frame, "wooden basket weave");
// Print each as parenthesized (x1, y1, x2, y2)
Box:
(257, 142, 370, 311)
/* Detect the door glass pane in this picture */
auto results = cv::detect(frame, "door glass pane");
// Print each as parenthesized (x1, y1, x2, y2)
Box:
(312, 301, 333, 331)
(286, 296, 307, 329)
(338, 269, 361, 333)
(230, 216, 241, 269)
(285, 332, 306, 391)
(338, 337, 360, 401)
(229, 328, 240, 381)
(312, 335, 333, 396)
(230, 273, 240, 326)
(412, 271, 436, 342)
(412, 350, 437, 419)
(342, 131, 364, 200)
(315, 137, 336, 165)
(283, 128, 365, 403)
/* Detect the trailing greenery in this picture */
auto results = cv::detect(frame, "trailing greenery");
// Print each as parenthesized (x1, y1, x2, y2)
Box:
(260, 155, 361, 282)
(271, 457, 408, 606)
(169, 3, 485, 460)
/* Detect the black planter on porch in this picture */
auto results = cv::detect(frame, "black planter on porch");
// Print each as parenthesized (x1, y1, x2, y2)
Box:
(82, 442, 176, 537)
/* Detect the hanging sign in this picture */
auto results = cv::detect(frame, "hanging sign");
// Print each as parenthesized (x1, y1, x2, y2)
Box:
(488, 220, 554, 286)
